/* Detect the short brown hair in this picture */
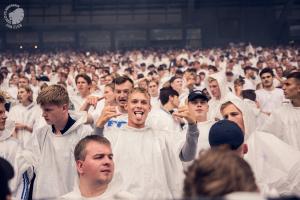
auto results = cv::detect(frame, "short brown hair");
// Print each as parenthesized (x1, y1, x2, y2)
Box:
(37, 84, 69, 106)
(184, 146, 258, 198)
(18, 86, 33, 102)
(74, 135, 111, 161)
(75, 73, 92, 85)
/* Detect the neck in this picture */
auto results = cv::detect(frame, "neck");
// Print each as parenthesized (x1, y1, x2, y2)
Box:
(54, 113, 69, 132)
(81, 91, 90, 98)
(79, 178, 108, 198)
(118, 105, 127, 114)
(291, 98, 300, 107)
(163, 103, 174, 112)
(22, 101, 32, 107)
(151, 94, 158, 98)
(263, 85, 274, 91)
(196, 115, 207, 122)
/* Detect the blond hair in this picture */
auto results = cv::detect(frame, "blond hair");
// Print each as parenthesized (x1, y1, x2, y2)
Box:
(37, 84, 69, 106)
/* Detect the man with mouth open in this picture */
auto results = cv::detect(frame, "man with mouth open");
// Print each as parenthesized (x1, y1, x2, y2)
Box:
(60, 135, 135, 200)
(95, 87, 200, 199)
(85, 76, 134, 129)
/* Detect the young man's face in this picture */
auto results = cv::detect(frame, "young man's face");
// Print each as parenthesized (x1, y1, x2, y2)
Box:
(188, 99, 209, 120)
(0, 103, 7, 131)
(103, 86, 114, 101)
(17, 88, 31, 104)
(221, 103, 245, 133)
(170, 95, 180, 108)
(76, 77, 91, 95)
(260, 73, 273, 88)
(126, 92, 151, 128)
(171, 78, 183, 93)
(283, 78, 300, 100)
(18, 78, 29, 88)
(114, 81, 133, 108)
(41, 104, 67, 125)
(208, 80, 221, 100)
(148, 81, 158, 97)
(77, 142, 114, 185)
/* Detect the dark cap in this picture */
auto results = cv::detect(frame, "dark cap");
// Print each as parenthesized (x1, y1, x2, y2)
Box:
(0, 157, 14, 180)
(188, 90, 209, 102)
(209, 120, 244, 150)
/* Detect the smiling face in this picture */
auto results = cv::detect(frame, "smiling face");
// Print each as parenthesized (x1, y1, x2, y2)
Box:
(221, 103, 245, 133)
(77, 141, 114, 185)
(114, 80, 133, 109)
(126, 91, 151, 128)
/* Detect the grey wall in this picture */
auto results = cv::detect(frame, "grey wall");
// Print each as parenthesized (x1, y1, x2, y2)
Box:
(1, 1, 300, 50)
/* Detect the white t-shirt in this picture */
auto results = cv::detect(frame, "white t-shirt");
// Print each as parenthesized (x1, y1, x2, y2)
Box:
(255, 88, 284, 113)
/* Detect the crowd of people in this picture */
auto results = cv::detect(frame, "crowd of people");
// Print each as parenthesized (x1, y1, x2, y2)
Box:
(0, 43, 300, 200)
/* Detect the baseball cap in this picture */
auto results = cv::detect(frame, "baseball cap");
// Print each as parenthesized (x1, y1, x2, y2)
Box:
(0, 157, 14, 180)
(209, 120, 244, 150)
(188, 90, 209, 102)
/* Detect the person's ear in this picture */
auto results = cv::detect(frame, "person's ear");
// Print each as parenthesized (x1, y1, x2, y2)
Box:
(243, 143, 248, 155)
(76, 160, 84, 175)
(62, 104, 68, 111)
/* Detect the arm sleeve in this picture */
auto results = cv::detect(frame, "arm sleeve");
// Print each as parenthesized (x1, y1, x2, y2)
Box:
(179, 123, 199, 162)
(94, 127, 104, 137)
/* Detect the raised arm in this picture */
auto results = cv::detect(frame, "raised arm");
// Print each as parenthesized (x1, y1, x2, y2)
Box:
(173, 106, 199, 162)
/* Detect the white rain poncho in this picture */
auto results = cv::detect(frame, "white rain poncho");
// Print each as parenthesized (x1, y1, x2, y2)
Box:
(20, 112, 93, 200)
(226, 98, 300, 195)
(205, 71, 239, 121)
(146, 107, 182, 133)
(8, 102, 43, 146)
(259, 102, 300, 150)
(97, 124, 199, 200)
(59, 174, 137, 200)
(0, 120, 33, 199)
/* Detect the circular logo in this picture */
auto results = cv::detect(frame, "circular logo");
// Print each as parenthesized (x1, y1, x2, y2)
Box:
(4, 4, 24, 29)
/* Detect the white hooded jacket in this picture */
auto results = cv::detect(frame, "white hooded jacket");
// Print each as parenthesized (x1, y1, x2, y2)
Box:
(20, 112, 93, 200)
(226, 98, 300, 196)
(0, 120, 33, 200)
(205, 71, 239, 121)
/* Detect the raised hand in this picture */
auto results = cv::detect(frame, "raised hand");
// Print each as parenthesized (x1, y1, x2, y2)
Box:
(95, 105, 122, 128)
(173, 106, 197, 124)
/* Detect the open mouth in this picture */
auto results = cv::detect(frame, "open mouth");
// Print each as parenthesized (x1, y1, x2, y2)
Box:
(134, 111, 144, 120)
(100, 169, 112, 173)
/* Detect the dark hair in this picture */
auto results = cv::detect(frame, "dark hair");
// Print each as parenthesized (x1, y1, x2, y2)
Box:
(74, 135, 111, 161)
(286, 72, 300, 82)
(159, 87, 179, 105)
(259, 67, 274, 77)
(184, 147, 258, 198)
(113, 75, 134, 86)
(208, 65, 218, 73)
(169, 76, 182, 84)
(75, 73, 92, 85)
(0, 95, 5, 104)
(241, 90, 256, 102)
(243, 66, 253, 74)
